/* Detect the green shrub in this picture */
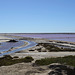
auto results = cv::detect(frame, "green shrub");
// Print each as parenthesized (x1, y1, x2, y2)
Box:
(23, 56, 34, 62)
(0, 55, 13, 60)
(13, 56, 19, 58)
(38, 43, 75, 52)
(35, 55, 75, 66)
(37, 48, 41, 52)
(0, 55, 34, 66)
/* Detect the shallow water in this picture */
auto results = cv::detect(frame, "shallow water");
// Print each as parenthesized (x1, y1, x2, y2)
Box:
(50, 38, 75, 42)
(0, 40, 37, 56)
(0, 41, 24, 52)
(11, 33, 75, 42)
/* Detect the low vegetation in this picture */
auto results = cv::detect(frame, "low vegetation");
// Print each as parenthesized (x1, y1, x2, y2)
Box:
(13, 56, 19, 58)
(37, 43, 75, 52)
(35, 55, 75, 66)
(19, 37, 34, 40)
(0, 55, 34, 66)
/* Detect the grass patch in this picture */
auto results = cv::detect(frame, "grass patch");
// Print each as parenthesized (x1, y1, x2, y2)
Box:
(38, 43, 61, 52)
(35, 55, 75, 66)
(38, 43, 75, 52)
(0, 55, 34, 66)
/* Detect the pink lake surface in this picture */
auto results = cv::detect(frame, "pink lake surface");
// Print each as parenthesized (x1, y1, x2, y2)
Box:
(11, 33, 75, 42)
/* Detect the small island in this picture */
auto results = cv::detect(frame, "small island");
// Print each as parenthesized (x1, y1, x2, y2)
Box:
(7, 39, 18, 42)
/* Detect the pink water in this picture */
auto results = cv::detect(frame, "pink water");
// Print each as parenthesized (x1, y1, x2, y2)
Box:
(11, 33, 75, 42)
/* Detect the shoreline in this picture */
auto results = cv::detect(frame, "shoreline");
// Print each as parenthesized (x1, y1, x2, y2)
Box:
(0, 35, 75, 75)
(2, 41, 28, 54)
(3, 35, 75, 61)
(0, 35, 75, 59)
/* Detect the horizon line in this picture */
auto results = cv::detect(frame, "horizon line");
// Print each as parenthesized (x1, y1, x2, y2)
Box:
(0, 32, 75, 34)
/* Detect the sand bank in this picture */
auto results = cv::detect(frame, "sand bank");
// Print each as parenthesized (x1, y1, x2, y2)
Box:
(0, 36, 11, 43)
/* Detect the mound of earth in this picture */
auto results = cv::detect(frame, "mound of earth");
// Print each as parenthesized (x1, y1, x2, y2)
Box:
(7, 40, 18, 42)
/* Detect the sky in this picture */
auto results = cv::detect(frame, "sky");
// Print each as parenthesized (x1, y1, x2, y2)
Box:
(0, 0, 75, 33)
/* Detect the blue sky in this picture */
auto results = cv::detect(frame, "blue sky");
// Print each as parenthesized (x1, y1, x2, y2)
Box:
(0, 0, 75, 33)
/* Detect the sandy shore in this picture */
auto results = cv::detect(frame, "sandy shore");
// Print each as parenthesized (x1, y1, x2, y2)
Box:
(0, 35, 75, 59)
(0, 36, 11, 42)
